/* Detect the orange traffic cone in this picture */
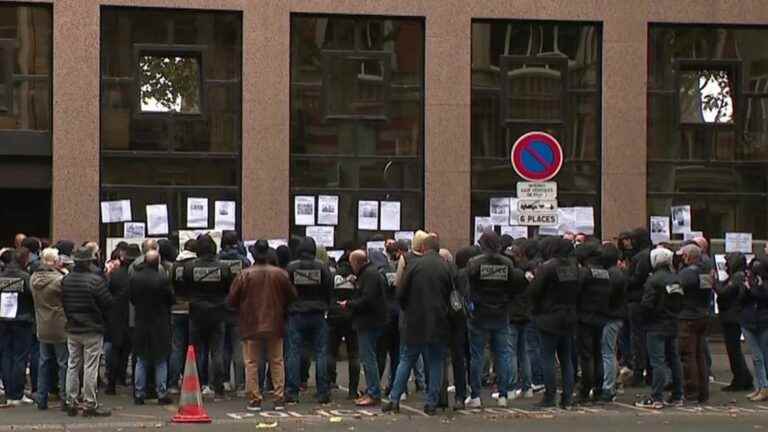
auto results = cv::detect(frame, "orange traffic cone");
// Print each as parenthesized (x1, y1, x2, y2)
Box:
(171, 346, 212, 423)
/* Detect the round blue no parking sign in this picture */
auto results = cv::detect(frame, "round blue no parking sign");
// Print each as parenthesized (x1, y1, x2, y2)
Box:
(510, 132, 564, 182)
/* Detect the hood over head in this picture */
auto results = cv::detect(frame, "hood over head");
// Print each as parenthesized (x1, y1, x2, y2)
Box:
(631, 228, 651, 251)
(455, 245, 481, 269)
(650, 247, 674, 271)
(297, 236, 317, 259)
(725, 252, 746, 275)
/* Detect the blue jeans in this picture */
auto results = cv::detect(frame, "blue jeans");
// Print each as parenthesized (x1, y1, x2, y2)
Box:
(469, 323, 511, 398)
(388, 343, 445, 408)
(540, 331, 575, 403)
(0, 321, 34, 400)
(169, 314, 189, 389)
(743, 327, 768, 389)
(646, 332, 683, 402)
(601, 320, 623, 395)
(525, 323, 543, 386)
(135, 357, 168, 399)
(358, 327, 383, 398)
(509, 323, 531, 391)
(286, 313, 330, 399)
(37, 342, 68, 407)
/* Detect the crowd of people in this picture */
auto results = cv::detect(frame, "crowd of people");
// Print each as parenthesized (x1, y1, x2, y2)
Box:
(0, 228, 767, 417)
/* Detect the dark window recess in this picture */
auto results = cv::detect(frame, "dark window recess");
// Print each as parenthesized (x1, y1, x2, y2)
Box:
(138, 54, 202, 114)
(291, 15, 425, 247)
(648, 25, 768, 238)
(471, 20, 602, 237)
(100, 7, 242, 243)
(0, 40, 12, 114)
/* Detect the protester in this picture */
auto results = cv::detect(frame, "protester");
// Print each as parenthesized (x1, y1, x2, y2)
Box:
(341, 249, 389, 407)
(529, 238, 581, 409)
(741, 257, 768, 402)
(227, 240, 297, 412)
(182, 234, 233, 398)
(61, 247, 113, 417)
(0, 249, 35, 405)
(168, 239, 197, 394)
(383, 234, 452, 416)
(627, 228, 653, 386)
(219, 231, 250, 396)
(327, 252, 361, 399)
(599, 243, 629, 402)
(104, 244, 139, 395)
(129, 250, 174, 405)
(636, 247, 684, 409)
(285, 236, 333, 404)
(30, 248, 68, 410)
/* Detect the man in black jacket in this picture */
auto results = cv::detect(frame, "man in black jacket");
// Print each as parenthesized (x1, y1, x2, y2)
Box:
(529, 238, 581, 409)
(105, 245, 140, 395)
(340, 249, 388, 406)
(636, 247, 684, 409)
(0, 249, 34, 405)
(284, 237, 333, 404)
(599, 244, 628, 402)
(61, 247, 113, 417)
(465, 232, 526, 408)
(182, 234, 233, 398)
(676, 244, 711, 403)
(715, 253, 753, 391)
(130, 251, 175, 405)
(383, 235, 452, 416)
(626, 228, 652, 386)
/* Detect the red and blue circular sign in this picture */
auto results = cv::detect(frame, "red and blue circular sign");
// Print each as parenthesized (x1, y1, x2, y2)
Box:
(510, 132, 563, 182)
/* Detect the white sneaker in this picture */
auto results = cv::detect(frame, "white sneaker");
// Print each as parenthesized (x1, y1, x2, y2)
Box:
(491, 391, 500, 400)
(223, 382, 233, 392)
(201, 386, 215, 397)
(508, 390, 520, 400)
(531, 384, 545, 393)
(497, 397, 508, 407)
(21, 395, 34, 404)
(447, 385, 456, 393)
(519, 389, 534, 399)
(465, 397, 482, 408)
(6, 399, 23, 406)
(399, 393, 407, 401)
(169, 387, 180, 395)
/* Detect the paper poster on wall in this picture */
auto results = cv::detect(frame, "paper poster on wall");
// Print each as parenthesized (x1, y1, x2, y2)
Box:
(395, 231, 415, 243)
(214, 201, 236, 231)
(509, 198, 520, 224)
(186, 198, 209, 228)
(683, 231, 703, 241)
(489, 197, 510, 226)
(101, 200, 132, 223)
(306, 226, 334, 248)
(714, 254, 728, 283)
(501, 225, 528, 239)
(327, 250, 345, 263)
(725, 232, 753, 253)
(179, 230, 222, 252)
(380, 201, 401, 231)
(106, 237, 144, 257)
(366, 241, 385, 256)
(244, 240, 256, 265)
(474, 217, 493, 245)
(124, 222, 146, 239)
(294, 196, 316, 226)
(558, 207, 595, 235)
(358, 201, 379, 230)
(317, 195, 339, 226)
(146, 204, 169, 235)
(671, 205, 692, 234)
(650, 216, 671, 245)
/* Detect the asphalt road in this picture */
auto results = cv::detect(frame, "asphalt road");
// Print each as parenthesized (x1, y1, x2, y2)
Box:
(1, 341, 766, 431)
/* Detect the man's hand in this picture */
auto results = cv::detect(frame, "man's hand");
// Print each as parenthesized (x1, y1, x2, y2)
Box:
(338, 300, 349, 309)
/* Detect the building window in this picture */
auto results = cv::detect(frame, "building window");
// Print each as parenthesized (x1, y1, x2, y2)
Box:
(100, 7, 242, 242)
(290, 15, 424, 248)
(471, 20, 602, 236)
(648, 25, 768, 238)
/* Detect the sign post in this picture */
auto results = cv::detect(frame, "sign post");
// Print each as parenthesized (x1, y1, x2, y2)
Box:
(511, 132, 563, 227)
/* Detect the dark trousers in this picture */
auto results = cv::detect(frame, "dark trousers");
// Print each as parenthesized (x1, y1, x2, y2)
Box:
(647, 332, 683, 402)
(328, 320, 360, 396)
(189, 318, 226, 393)
(286, 313, 329, 400)
(0, 321, 34, 400)
(576, 322, 604, 399)
(627, 302, 648, 381)
(721, 320, 753, 387)
(376, 309, 400, 387)
(679, 318, 710, 402)
(540, 330, 575, 403)
(107, 332, 132, 388)
(448, 317, 468, 402)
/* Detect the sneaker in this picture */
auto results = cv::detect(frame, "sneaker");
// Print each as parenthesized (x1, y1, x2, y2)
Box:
(599, 393, 616, 403)
(20, 395, 34, 405)
(497, 397, 508, 407)
(491, 391, 500, 400)
(82, 406, 112, 417)
(749, 389, 768, 402)
(273, 399, 285, 411)
(518, 389, 534, 399)
(664, 397, 684, 407)
(355, 395, 380, 407)
(65, 403, 79, 417)
(284, 395, 299, 404)
(635, 398, 664, 409)
(747, 388, 761, 399)
(508, 390, 520, 401)
(464, 396, 482, 409)
(447, 385, 456, 393)
(424, 405, 437, 416)
(201, 386, 215, 397)
(531, 384, 545, 393)
(382, 400, 400, 413)
(399, 393, 408, 401)
(223, 382, 233, 393)
(317, 395, 331, 405)
(246, 400, 262, 412)
(7, 395, 34, 406)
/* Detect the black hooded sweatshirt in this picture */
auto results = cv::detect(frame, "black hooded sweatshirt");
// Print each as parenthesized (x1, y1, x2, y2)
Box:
(715, 253, 746, 324)
(529, 238, 581, 335)
(285, 237, 333, 314)
(627, 228, 652, 303)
